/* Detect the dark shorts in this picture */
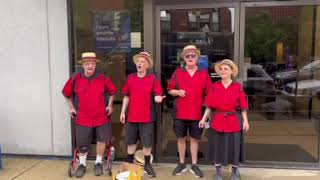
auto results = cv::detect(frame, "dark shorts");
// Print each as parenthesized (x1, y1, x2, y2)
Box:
(126, 122, 154, 148)
(75, 123, 112, 148)
(173, 119, 203, 140)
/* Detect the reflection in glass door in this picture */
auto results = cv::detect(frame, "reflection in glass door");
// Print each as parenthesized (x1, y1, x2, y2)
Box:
(71, 0, 144, 159)
(156, 4, 239, 162)
(240, 3, 320, 163)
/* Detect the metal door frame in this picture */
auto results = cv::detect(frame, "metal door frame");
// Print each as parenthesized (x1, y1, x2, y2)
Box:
(155, 2, 241, 164)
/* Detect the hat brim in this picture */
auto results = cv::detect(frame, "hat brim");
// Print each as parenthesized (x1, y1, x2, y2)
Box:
(134, 150, 153, 165)
(214, 60, 239, 78)
(133, 54, 154, 69)
(133, 159, 144, 166)
(180, 49, 201, 59)
(78, 58, 101, 64)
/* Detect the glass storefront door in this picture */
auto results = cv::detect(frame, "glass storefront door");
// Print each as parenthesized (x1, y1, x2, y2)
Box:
(156, 1, 320, 165)
(155, 3, 240, 163)
(71, 0, 144, 159)
(239, 2, 320, 163)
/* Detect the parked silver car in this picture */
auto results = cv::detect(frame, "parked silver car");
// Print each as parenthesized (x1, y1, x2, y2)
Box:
(282, 79, 320, 97)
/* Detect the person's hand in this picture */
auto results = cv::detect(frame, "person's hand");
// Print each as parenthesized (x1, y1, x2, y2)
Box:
(199, 119, 205, 129)
(120, 113, 126, 124)
(69, 108, 77, 118)
(243, 121, 250, 133)
(177, 89, 186, 97)
(106, 106, 113, 116)
(154, 95, 166, 103)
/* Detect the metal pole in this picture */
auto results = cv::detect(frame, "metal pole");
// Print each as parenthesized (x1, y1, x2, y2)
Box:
(308, 6, 317, 119)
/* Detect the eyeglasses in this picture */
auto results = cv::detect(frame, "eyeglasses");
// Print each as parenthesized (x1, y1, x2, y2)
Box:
(184, 53, 196, 59)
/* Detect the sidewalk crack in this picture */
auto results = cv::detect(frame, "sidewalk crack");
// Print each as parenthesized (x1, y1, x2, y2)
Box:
(11, 160, 43, 180)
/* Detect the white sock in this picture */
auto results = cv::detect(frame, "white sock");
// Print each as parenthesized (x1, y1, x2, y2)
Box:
(95, 155, 103, 164)
(79, 154, 87, 166)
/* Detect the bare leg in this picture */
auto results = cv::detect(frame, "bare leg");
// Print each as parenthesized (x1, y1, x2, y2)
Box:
(96, 142, 106, 156)
(190, 137, 199, 164)
(127, 144, 137, 154)
(177, 137, 187, 163)
(143, 147, 152, 156)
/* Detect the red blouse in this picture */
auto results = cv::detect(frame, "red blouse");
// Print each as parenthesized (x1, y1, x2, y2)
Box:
(204, 81, 248, 132)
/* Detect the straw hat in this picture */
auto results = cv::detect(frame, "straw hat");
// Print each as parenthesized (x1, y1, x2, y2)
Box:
(180, 45, 200, 59)
(133, 150, 153, 165)
(214, 59, 239, 78)
(133, 52, 154, 69)
(78, 52, 101, 64)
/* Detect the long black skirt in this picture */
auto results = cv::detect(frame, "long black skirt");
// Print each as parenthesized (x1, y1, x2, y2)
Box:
(208, 129, 244, 166)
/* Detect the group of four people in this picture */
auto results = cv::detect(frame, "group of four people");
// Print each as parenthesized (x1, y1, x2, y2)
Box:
(62, 44, 249, 180)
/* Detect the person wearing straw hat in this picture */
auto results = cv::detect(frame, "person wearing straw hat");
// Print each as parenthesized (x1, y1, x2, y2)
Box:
(62, 52, 117, 178)
(120, 51, 165, 178)
(168, 45, 212, 178)
(199, 59, 249, 180)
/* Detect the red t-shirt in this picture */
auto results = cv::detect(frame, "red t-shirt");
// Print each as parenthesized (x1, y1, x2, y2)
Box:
(62, 72, 117, 127)
(204, 81, 248, 132)
(167, 67, 212, 121)
(121, 73, 163, 123)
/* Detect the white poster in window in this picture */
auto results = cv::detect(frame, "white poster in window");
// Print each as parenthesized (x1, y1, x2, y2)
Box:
(131, 32, 141, 48)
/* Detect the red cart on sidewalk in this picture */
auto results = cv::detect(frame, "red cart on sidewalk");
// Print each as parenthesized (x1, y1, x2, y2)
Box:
(67, 117, 115, 177)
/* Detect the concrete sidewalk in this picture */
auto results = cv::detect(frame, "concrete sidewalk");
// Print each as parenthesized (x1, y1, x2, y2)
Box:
(0, 156, 320, 180)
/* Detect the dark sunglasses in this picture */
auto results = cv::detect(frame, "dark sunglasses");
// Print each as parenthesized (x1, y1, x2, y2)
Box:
(184, 53, 196, 59)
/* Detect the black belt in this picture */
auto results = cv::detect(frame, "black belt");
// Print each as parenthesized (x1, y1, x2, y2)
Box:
(215, 111, 237, 117)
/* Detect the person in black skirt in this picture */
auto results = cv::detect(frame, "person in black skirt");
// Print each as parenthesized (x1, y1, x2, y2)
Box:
(199, 59, 249, 180)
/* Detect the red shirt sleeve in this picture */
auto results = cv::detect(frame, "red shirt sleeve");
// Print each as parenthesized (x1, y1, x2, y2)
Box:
(62, 77, 73, 98)
(153, 78, 163, 96)
(204, 86, 215, 109)
(239, 84, 249, 111)
(121, 78, 130, 96)
(204, 73, 212, 95)
(105, 77, 117, 95)
(167, 71, 177, 91)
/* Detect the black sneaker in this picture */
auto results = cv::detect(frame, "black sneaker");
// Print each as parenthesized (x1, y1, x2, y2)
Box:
(230, 170, 240, 180)
(214, 173, 222, 180)
(94, 163, 103, 176)
(190, 165, 204, 178)
(75, 164, 86, 178)
(172, 163, 187, 176)
(144, 164, 156, 178)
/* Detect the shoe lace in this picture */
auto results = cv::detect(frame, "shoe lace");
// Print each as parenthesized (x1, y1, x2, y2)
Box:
(146, 165, 155, 174)
(179, 163, 185, 168)
(145, 164, 152, 170)
(192, 165, 202, 174)
(174, 163, 183, 171)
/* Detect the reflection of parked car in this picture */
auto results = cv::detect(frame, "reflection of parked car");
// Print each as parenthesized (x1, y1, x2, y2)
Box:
(275, 60, 320, 88)
(209, 64, 276, 95)
(281, 79, 320, 97)
(244, 64, 276, 96)
(282, 79, 320, 131)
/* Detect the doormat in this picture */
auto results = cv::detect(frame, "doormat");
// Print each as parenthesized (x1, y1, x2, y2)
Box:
(245, 143, 318, 162)
(162, 141, 317, 163)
